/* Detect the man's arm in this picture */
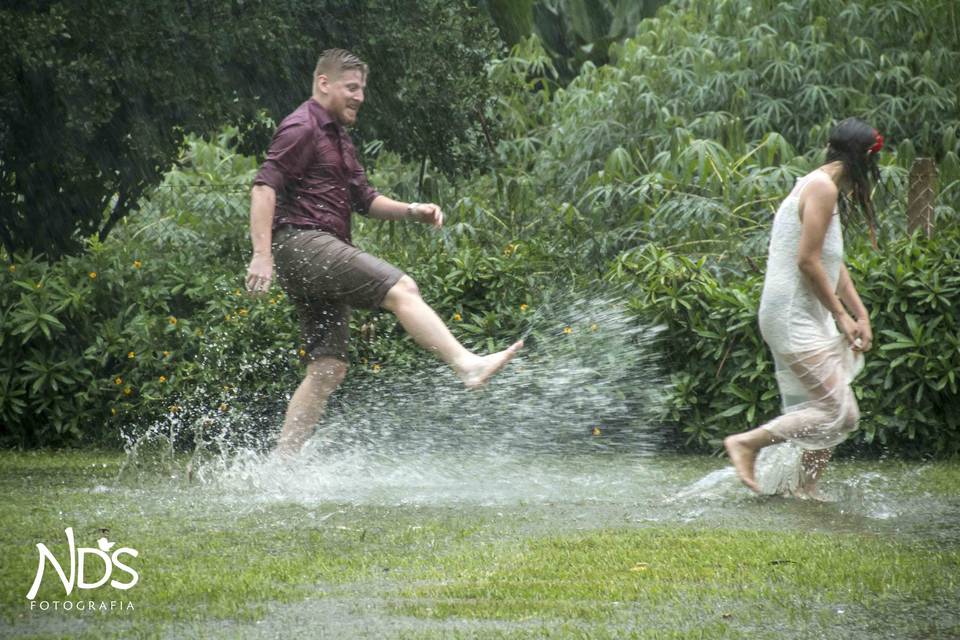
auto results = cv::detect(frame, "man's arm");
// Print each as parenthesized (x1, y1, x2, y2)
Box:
(367, 196, 444, 228)
(245, 185, 276, 294)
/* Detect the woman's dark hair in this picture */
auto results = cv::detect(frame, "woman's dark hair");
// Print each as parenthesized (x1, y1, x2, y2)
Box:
(826, 117, 883, 245)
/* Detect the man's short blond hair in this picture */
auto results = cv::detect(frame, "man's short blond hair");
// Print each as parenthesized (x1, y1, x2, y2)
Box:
(314, 48, 368, 82)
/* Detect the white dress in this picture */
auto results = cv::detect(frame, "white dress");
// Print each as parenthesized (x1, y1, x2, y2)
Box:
(754, 170, 863, 495)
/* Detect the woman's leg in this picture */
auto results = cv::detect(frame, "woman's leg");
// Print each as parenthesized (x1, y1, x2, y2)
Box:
(726, 349, 852, 493)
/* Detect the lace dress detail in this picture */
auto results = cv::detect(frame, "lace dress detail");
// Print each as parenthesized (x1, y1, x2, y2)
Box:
(754, 171, 863, 495)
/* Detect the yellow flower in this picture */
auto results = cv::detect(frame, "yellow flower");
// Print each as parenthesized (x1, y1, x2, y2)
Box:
(7, 264, 15, 273)
(591, 323, 598, 332)
(298, 348, 306, 357)
(219, 403, 229, 412)
(163, 351, 171, 358)
(123, 386, 133, 396)
(168, 404, 180, 414)
(127, 351, 135, 359)
(88, 272, 97, 279)
(372, 363, 381, 373)
(168, 316, 177, 325)
(520, 304, 528, 312)
(592, 426, 601, 436)
(234, 288, 242, 296)
(35, 282, 43, 289)
(629, 563, 650, 572)
(238, 308, 248, 317)
(563, 326, 573, 334)
(133, 260, 142, 269)
(158, 376, 167, 383)
(194, 329, 203, 337)
(111, 407, 117, 416)
(224, 314, 232, 322)
(114, 377, 123, 385)
(453, 313, 462, 322)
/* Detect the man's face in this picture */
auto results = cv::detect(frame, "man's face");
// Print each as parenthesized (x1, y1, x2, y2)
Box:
(317, 69, 366, 126)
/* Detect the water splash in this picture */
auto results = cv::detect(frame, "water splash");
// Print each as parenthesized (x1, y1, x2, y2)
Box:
(119, 291, 669, 505)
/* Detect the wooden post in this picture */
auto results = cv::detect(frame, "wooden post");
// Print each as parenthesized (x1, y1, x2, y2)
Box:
(907, 158, 938, 237)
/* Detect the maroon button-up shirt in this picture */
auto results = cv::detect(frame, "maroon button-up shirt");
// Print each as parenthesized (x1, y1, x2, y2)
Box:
(253, 99, 380, 243)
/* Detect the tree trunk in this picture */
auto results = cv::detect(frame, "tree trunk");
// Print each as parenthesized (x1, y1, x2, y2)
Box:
(907, 158, 938, 238)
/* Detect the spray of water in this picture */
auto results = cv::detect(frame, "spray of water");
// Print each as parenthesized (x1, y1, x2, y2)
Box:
(119, 289, 670, 505)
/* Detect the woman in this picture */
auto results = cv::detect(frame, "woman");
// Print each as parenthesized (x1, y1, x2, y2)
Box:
(724, 117, 883, 498)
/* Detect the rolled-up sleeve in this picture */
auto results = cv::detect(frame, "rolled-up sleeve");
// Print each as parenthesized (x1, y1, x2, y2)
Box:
(253, 120, 314, 193)
(350, 164, 381, 216)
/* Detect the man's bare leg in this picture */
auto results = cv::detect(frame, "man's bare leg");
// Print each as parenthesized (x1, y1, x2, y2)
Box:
(724, 427, 785, 493)
(275, 356, 348, 456)
(381, 276, 522, 388)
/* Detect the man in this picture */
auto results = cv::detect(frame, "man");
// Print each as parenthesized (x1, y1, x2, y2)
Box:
(245, 49, 523, 455)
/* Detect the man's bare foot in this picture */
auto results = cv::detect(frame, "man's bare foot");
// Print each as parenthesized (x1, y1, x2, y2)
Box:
(267, 446, 299, 465)
(724, 435, 760, 493)
(457, 340, 524, 389)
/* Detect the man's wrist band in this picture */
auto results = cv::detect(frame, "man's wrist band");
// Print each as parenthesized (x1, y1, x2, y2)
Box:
(406, 202, 420, 217)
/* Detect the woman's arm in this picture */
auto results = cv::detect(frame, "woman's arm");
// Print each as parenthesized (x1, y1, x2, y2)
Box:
(796, 176, 860, 345)
(837, 264, 872, 351)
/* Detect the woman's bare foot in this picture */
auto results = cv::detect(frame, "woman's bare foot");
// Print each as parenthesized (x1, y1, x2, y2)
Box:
(793, 482, 833, 502)
(724, 435, 760, 493)
(457, 340, 524, 389)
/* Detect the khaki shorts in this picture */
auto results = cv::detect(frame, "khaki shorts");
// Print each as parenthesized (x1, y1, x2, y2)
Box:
(273, 227, 404, 362)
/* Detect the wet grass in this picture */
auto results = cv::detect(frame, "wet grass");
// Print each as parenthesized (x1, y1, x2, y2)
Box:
(1, 449, 958, 639)
(393, 528, 959, 639)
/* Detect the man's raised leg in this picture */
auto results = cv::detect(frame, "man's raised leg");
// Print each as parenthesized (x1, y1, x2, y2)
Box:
(381, 276, 522, 388)
(275, 356, 348, 455)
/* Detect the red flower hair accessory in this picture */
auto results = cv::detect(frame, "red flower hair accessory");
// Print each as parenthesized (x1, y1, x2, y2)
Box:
(868, 129, 884, 155)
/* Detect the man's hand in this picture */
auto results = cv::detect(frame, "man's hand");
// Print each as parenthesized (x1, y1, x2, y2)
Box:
(410, 203, 444, 229)
(245, 253, 274, 295)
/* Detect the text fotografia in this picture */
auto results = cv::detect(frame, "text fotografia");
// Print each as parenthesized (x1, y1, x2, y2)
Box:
(30, 599, 134, 613)
(26, 527, 139, 612)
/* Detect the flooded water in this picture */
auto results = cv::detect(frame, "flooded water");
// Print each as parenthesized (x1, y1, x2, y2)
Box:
(46, 448, 956, 640)
(133, 449, 955, 544)
(114, 293, 958, 547)
(6, 445, 959, 640)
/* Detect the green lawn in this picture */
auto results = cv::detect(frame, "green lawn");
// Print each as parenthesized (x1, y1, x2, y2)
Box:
(1, 450, 957, 639)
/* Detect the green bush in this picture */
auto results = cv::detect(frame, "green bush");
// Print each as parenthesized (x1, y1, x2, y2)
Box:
(609, 227, 960, 456)
(0, 131, 304, 446)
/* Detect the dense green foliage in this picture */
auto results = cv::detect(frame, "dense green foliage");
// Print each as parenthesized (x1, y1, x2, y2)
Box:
(483, 0, 670, 79)
(1, 132, 293, 444)
(0, 0, 499, 257)
(2, 0, 958, 453)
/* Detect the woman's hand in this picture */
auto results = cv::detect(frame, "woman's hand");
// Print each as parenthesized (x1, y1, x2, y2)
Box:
(854, 315, 873, 352)
(835, 310, 861, 349)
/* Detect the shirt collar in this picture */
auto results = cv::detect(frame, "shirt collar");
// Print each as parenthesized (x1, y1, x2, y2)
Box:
(309, 99, 343, 133)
